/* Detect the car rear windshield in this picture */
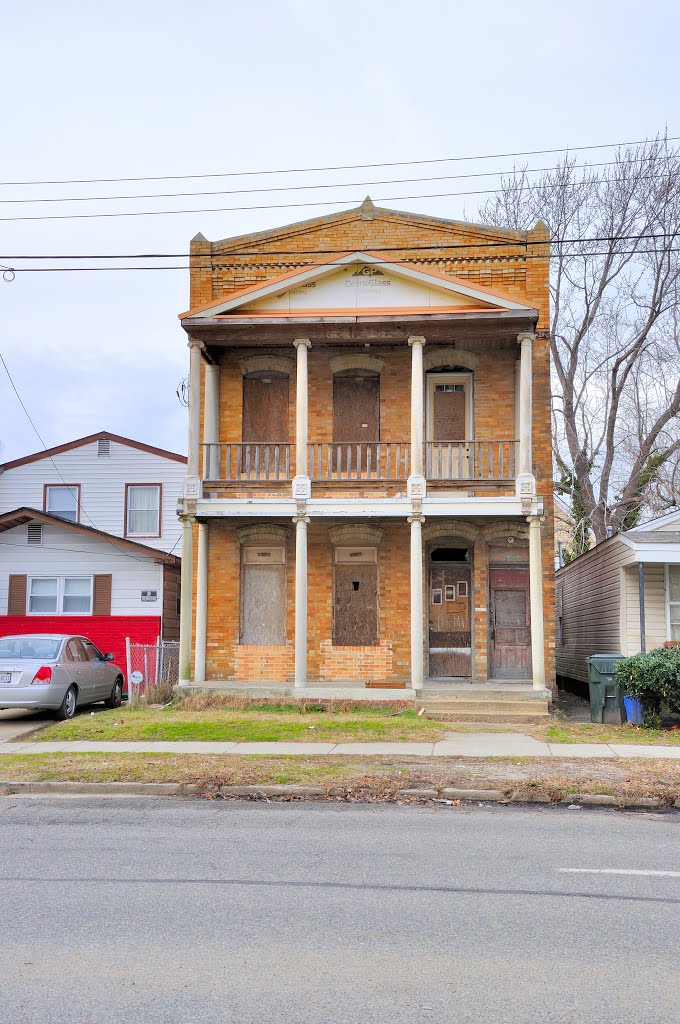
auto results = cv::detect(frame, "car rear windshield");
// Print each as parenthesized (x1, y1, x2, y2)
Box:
(0, 637, 62, 660)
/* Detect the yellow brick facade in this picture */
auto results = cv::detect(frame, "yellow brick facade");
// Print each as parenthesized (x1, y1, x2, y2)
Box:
(183, 203, 555, 689)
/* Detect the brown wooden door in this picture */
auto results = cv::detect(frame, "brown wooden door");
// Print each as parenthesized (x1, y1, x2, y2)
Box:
(332, 374, 379, 473)
(489, 567, 531, 679)
(428, 565, 472, 677)
(432, 383, 466, 441)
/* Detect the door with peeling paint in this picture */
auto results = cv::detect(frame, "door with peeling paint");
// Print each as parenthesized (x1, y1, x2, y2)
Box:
(428, 561, 472, 677)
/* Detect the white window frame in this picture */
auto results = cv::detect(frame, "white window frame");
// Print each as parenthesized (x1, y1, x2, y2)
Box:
(126, 484, 161, 538)
(45, 484, 79, 523)
(665, 564, 680, 642)
(27, 576, 93, 616)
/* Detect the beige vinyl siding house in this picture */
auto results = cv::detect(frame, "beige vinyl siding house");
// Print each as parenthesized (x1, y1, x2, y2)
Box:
(556, 509, 680, 684)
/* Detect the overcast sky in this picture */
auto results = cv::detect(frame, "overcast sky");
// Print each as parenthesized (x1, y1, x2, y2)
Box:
(1, 0, 678, 461)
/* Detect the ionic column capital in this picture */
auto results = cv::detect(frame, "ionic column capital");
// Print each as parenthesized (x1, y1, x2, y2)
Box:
(294, 338, 312, 350)
(408, 336, 426, 348)
(187, 337, 205, 350)
(292, 514, 310, 525)
(517, 332, 535, 346)
(407, 514, 426, 525)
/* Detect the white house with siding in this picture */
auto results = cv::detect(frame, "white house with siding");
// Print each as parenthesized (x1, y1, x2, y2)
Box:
(0, 433, 186, 673)
(555, 508, 680, 684)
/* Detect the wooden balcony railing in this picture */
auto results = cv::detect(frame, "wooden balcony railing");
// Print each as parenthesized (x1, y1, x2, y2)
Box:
(308, 442, 410, 481)
(201, 439, 517, 484)
(202, 442, 291, 481)
(426, 440, 517, 481)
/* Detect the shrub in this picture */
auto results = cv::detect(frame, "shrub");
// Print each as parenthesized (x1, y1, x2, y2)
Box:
(614, 646, 680, 726)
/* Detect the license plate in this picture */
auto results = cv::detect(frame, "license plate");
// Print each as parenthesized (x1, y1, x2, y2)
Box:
(0, 672, 12, 685)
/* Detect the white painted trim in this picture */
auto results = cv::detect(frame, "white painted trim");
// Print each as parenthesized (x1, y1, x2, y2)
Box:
(627, 507, 680, 532)
(184, 252, 532, 318)
(27, 575, 94, 616)
(619, 540, 680, 563)
(665, 562, 671, 643)
(195, 496, 526, 519)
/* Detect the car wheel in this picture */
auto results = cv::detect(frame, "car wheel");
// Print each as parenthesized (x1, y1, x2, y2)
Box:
(104, 678, 123, 710)
(56, 685, 77, 721)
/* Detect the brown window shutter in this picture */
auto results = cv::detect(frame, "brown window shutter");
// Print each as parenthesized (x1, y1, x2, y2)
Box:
(93, 574, 112, 616)
(8, 575, 27, 616)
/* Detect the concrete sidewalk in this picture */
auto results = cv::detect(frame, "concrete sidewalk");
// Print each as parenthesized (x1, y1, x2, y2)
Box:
(1, 733, 680, 759)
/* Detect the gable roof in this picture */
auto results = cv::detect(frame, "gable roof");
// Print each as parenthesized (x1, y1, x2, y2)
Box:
(0, 431, 187, 472)
(198, 198, 531, 255)
(180, 251, 536, 321)
(627, 507, 680, 533)
(0, 507, 181, 565)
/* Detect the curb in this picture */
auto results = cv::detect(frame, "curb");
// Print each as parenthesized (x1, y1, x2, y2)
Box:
(0, 780, 676, 808)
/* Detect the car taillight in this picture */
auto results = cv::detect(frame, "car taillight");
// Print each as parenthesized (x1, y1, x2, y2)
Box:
(31, 666, 52, 685)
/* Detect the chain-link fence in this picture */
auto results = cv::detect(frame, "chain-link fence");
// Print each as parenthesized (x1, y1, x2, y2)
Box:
(125, 638, 179, 703)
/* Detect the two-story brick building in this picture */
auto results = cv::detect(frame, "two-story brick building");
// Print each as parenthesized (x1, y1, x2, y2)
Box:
(176, 198, 554, 707)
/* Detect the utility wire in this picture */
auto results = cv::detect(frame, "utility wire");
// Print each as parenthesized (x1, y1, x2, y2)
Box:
(1, 135, 676, 187)
(5, 244, 680, 273)
(0, 158, 644, 206)
(3, 230, 678, 261)
(0, 353, 165, 563)
(0, 170, 675, 223)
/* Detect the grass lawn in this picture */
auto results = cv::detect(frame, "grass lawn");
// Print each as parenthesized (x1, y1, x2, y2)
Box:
(544, 722, 680, 746)
(2, 752, 680, 802)
(31, 704, 446, 744)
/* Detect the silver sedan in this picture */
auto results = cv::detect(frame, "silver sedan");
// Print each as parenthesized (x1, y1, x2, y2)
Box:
(0, 634, 124, 720)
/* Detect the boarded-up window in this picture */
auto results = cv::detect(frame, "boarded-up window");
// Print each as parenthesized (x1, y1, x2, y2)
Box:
(242, 375, 289, 442)
(241, 546, 286, 645)
(333, 547, 378, 646)
(333, 373, 379, 441)
(433, 383, 466, 441)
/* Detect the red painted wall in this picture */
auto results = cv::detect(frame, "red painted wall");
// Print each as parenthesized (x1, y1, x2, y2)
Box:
(0, 616, 161, 686)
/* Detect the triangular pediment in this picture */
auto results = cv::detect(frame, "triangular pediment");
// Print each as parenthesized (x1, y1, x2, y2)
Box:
(181, 252, 532, 319)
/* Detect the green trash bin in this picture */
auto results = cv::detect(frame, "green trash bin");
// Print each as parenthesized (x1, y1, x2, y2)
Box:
(587, 654, 627, 724)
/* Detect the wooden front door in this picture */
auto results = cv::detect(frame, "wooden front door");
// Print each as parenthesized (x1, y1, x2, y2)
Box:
(332, 373, 379, 473)
(242, 377, 289, 443)
(428, 564, 472, 677)
(489, 567, 531, 679)
(426, 374, 471, 479)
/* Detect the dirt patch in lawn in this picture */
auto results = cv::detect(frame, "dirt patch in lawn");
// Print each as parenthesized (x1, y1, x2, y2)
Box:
(2, 753, 680, 804)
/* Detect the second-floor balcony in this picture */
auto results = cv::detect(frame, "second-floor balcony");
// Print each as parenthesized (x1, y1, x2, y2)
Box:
(201, 439, 518, 486)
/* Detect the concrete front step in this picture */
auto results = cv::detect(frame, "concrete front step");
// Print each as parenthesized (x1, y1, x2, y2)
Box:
(422, 686, 550, 701)
(428, 710, 550, 724)
(420, 700, 550, 715)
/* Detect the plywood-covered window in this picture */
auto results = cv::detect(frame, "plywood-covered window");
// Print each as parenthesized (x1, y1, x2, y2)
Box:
(333, 546, 378, 646)
(333, 371, 380, 442)
(240, 545, 286, 645)
(242, 373, 289, 442)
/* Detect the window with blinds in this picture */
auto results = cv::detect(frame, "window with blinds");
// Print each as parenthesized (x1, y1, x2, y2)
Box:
(126, 484, 161, 537)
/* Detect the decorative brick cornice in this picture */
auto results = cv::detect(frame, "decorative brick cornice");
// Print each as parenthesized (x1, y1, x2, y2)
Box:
(238, 354, 294, 377)
(327, 525, 383, 546)
(234, 525, 291, 545)
(482, 520, 529, 542)
(329, 354, 385, 375)
(423, 347, 479, 371)
(422, 521, 480, 543)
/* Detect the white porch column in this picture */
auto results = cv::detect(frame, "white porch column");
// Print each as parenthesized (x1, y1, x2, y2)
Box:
(408, 514, 425, 690)
(178, 515, 194, 685)
(193, 521, 208, 683)
(203, 363, 220, 478)
(294, 339, 311, 478)
(528, 515, 546, 690)
(187, 338, 203, 479)
(517, 332, 534, 482)
(408, 337, 426, 477)
(293, 514, 309, 687)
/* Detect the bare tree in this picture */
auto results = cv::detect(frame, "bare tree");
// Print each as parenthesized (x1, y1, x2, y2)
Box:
(479, 138, 680, 550)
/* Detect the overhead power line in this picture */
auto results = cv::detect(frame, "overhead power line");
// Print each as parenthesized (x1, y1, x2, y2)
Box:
(2, 231, 678, 262)
(0, 170, 675, 224)
(1, 135, 676, 188)
(7, 247, 680, 273)
(0, 159, 640, 206)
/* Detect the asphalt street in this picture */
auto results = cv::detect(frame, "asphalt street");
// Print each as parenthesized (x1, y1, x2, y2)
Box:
(0, 798, 679, 1023)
